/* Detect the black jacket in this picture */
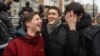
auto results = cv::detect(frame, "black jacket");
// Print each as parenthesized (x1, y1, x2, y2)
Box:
(79, 25, 100, 56)
(0, 2, 15, 48)
(42, 23, 79, 56)
(76, 13, 92, 35)
(65, 13, 92, 56)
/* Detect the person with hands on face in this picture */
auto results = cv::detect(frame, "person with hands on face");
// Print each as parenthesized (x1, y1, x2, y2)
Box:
(64, 10, 79, 56)
(64, 2, 92, 56)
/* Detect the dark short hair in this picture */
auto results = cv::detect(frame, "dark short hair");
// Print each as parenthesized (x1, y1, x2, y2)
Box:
(48, 6, 61, 16)
(64, 2, 85, 16)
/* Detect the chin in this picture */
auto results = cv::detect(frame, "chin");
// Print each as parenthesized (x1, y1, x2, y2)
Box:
(49, 21, 55, 25)
(38, 30, 41, 32)
(37, 28, 41, 32)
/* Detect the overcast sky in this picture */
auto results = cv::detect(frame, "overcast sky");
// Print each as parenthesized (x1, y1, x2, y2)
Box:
(75, 0, 100, 13)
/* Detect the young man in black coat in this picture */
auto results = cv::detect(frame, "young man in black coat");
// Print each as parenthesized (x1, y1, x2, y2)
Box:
(66, 7, 100, 56)
(42, 6, 79, 56)
(65, 2, 95, 56)
(64, 2, 92, 56)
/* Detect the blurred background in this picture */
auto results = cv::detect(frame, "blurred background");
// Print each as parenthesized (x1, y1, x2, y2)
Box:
(9, 0, 100, 26)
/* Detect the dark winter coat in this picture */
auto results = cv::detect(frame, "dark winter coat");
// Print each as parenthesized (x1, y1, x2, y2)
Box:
(79, 25, 100, 56)
(0, 2, 15, 55)
(42, 22, 79, 56)
(76, 13, 92, 35)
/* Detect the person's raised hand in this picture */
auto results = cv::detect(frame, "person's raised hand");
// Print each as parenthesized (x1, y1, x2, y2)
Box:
(65, 11, 77, 30)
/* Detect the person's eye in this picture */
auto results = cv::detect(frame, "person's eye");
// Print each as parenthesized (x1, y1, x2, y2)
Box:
(36, 18, 41, 21)
(52, 13, 56, 15)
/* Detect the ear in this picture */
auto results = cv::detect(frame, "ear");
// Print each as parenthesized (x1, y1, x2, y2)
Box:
(26, 22, 30, 27)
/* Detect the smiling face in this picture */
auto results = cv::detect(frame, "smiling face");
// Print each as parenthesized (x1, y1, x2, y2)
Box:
(26, 14, 42, 33)
(47, 9, 59, 25)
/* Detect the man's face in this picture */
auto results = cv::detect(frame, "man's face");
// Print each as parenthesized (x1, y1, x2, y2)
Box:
(26, 14, 42, 32)
(47, 9, 59, 24)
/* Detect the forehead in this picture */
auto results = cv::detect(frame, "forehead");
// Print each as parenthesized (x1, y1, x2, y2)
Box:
(48, 9, 58, 13)
(32, 14, 40, 20)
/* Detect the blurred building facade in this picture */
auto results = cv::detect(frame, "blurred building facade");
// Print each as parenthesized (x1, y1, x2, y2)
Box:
(83, 3, 98, 18)
(11, 0, 40, 16)
(42, 0, 75, 12)
(10, 0, 75, 16)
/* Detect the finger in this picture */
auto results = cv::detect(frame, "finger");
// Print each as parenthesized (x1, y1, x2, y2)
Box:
(70, 11, 73, 17)
(74, 14, 77, 21)
(65, 14, 68, 20)
(72, 11, 76, 19)
(66, 13, 70, 20)
(68, 12, 70, 18)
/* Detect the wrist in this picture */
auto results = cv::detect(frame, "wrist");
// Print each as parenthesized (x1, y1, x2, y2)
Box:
(69, 26, 76, 31)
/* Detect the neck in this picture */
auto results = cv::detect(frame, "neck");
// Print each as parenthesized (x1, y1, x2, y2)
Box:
(27, 28, 37, 38)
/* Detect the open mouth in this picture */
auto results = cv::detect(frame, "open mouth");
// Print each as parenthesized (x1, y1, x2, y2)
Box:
(49, 18, 55, 21)
(38, 24, 42, 28)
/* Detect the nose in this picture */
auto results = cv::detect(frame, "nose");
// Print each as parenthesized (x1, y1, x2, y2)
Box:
(48, 13, 53, 18)
(39, 19, 42, 23)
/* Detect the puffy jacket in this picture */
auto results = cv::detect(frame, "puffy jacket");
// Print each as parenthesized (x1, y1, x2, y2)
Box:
(0, 11, 15, 49)
(76, 13, 92, 35)
(0, 11, 15, 37)
(79, 25, 100, 56)
(42, 23, 79, 56)
(0, 2, 15, 56)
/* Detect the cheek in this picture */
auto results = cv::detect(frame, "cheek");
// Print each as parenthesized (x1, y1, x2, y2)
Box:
(31, 22, 38, 27)
(55, 16, 59, 20)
